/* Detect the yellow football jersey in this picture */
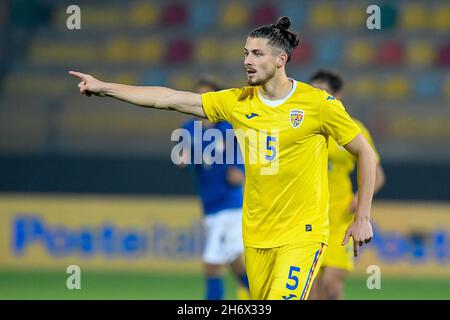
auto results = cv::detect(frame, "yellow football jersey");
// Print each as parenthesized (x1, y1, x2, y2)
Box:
(201, 80, 361, 248)
(327, 119, 380, 226)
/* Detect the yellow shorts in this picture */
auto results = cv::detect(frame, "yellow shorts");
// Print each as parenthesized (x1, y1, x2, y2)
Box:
(244, 242, 326, 300)
(321, 222, 354, 271)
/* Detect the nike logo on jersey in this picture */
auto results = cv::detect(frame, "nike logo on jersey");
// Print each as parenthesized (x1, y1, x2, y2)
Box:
(245, 113, 259, 119)
(327, 95, 335, 100)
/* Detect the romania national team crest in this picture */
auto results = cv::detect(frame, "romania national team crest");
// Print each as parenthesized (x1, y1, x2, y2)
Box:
(289, 109, 304, 128)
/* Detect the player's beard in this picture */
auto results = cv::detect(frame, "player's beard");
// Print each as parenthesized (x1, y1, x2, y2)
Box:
(246, 68, 276, 86)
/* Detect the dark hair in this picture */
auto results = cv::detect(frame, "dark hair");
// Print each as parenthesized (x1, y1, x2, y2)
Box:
(248, 16, 300, 63)
(309, 70, 344, 94)
(195, 75, 221, 91)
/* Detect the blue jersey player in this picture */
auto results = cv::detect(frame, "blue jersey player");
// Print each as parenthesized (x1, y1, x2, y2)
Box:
(178, 77, 249, 300)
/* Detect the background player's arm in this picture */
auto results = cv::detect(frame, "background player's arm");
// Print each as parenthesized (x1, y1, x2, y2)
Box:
(69, 71, 206, 118)
(341, 133, 377, 257)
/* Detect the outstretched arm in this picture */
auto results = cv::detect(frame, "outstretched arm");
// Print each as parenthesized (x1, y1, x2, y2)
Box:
(341, 133, 377, 257)
(69, 71, 207, 118)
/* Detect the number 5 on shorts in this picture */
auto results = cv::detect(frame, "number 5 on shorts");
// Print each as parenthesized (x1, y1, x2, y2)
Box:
(286, 266, 301, 290)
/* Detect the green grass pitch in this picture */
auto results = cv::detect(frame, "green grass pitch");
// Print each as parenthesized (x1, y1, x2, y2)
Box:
(0, 271, 449, 300)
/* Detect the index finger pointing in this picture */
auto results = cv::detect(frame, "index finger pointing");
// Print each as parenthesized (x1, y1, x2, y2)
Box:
(353, 240, 360, 257)
(69, 71, 86, 79)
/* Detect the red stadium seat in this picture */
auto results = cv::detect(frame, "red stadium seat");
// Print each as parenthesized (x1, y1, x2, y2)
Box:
(251, 3, 278, 28)
(437, 42, 450, 66)
(166, 38, 192, 64)
(377, 40, 404, 66)
(162, 3, 187, 27)
(290, 39, 312, 64)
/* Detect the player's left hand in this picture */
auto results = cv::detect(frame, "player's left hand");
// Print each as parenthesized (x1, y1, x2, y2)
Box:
(342, 218, 373, 257)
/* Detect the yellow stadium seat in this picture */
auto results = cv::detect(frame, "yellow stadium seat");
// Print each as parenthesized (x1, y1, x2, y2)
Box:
(444, 78, 450, 101)
(133, 39, 163, 64)
(310, 3, 338, 29)
(352, 77, 378, 98)
(405, 41, 435, 68)
(105, 38, 132, 62)
(431, 5, 450, 31)
(168, 72, 196, 91)
(345, 40, 375, 66)
(77, 7, 124, 28)
(194, 38, 220, 63)
(221, 39, 244, 64)
(30, 43, 98, 64)
(129, 2, 159, 27)
(112, 73, 138, 85)
(382, 76, 410, 100)
(219, 2, 248, 29)
(341, 5, 365, 29)
(401, 4, 428, 30)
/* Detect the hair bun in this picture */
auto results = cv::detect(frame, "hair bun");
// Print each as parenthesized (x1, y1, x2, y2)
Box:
(277, 16, 291, 30)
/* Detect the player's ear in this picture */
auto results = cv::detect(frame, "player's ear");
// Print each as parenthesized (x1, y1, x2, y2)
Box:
(277, 52, 288, 68)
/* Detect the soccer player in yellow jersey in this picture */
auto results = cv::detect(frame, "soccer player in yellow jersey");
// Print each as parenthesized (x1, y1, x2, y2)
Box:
(308, 70, 385, 300)
(69, 16, 377, 300)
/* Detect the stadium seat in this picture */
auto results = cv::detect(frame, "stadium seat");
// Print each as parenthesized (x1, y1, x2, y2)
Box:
(168, 72, 196, 91)
(377, 40, 404, 66)
(279, 0, 307, 28)
(250, 3, 278, 28)
(437, 42, 450, 66)
(133, 39, 163, 64)
(444, 78, 450, 101)
(310, 3, 338, 29)
(189, 0, 218, 31)
(405, 41, 435, 68)
(111, 73, 138, 86)
(219, 2, 248, 29)
(194, 38, 220, 63)
(221, 38, 245, 64)
(401, 4, 428, 31)
(290, 39, 312, 64)
(380, 4, 398, 30)
(415, 75, 440, 99)
(29, 43, 98, 64)
(162, 2, 187, 27)
(382, 76, 410, 100)
(352, 76, 378, 98)
(129, 2, 159, 28)
(166, 38, 192, 64)
(345, 40, 375, 66)
(315, 37, 343, 65)
(141, 70, 168, 86)
(76, 6, 124, 29)
(431, 5, 450, 31)
(341, 4, 365, 29)
(105, 38, 133, 62)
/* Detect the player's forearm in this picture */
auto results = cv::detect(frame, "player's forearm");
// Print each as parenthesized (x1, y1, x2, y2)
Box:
(373, 164, 385, 194)
(355, 147, 377, 221)
(104, 83, 177, 110)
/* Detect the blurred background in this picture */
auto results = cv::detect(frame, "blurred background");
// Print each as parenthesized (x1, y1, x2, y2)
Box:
(0, 0, 449, 299)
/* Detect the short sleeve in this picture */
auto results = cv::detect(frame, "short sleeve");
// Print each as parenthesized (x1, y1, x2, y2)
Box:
(320, 94, 361, 146)
(354, 119, 381, 163)
(201, 88, 241, 123)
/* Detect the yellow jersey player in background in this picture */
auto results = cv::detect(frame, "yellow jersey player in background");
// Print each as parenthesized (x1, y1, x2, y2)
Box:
(69, 16, 377, 300)
(309, 70, 385, 300)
